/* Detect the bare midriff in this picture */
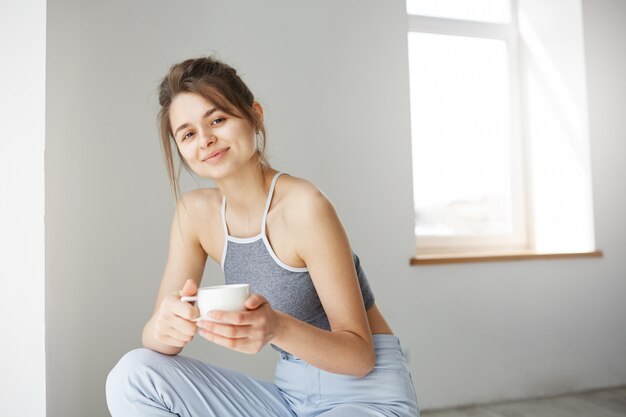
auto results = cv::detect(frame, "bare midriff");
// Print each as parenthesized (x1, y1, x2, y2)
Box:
(366, 304, 394, 335)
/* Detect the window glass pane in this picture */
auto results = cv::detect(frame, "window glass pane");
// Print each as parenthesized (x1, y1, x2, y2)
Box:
(408, 32, 513, 237)
(407, 0, 511, 23)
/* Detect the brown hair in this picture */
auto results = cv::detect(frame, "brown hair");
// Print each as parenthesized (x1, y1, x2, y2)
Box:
(157, 56, 270, 202)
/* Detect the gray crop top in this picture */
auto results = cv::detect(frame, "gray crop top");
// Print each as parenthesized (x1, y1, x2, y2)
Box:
(220, 172, 375, 346)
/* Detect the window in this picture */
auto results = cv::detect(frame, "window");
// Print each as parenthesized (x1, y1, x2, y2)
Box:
(407, 0, 598, 260)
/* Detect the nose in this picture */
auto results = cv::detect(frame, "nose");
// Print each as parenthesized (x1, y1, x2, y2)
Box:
(199, 129, 215, 148)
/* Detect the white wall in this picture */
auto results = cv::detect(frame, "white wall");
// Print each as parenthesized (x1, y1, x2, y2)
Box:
(520, 0, 596, 252)
(0, 1, 47, 416)
(44, 0, 625, 415)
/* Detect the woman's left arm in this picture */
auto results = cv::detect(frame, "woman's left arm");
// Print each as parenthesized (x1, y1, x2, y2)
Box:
(198, 187, 376, 377)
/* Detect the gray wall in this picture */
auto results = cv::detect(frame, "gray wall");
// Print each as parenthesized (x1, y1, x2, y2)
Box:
(45, 0, 626, 415)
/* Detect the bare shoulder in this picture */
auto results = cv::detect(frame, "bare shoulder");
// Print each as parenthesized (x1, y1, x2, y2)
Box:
(278, 174, 336, 226)
(176, 188, 221, 236)
(174, 188, 224, 261)
(177, 188, 221, 217)
(277, 175, 352, 271)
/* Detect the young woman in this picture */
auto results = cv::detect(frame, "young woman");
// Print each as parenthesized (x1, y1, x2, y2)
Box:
(106, 56, 419, 417)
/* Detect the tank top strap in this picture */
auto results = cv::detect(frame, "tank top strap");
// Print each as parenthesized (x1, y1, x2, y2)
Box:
(261, 172, 284, 235)
(220, 195, 229, 236)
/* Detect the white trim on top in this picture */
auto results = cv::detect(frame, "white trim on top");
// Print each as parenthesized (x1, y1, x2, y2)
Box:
(261, 172, 284, 235)
(262, 235, 308, 273)
(220, 196, 228, 270)
(227, 234, 263, 244)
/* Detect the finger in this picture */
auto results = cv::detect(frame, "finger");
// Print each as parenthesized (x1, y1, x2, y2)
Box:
(172, 301, 199, 321)
(198, 328, 247, 352)
(171, 315, 198, 336)
(244, 294, 268, 310)
(156, 334, 186, 348)
(167, 326, 194, 343)
(198, 321, 251, 339)
(180, 279, 198, 297)
(208, 310, 250, 325)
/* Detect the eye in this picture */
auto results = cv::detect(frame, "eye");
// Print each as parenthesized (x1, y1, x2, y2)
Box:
(211, 117, 225, 126)
(181, 131, 195, 141)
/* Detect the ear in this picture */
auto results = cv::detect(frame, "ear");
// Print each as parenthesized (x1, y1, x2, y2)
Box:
(252, 101, 264, 122)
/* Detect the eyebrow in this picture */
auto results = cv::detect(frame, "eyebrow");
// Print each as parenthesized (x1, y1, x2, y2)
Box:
(173, 107, 218, 138)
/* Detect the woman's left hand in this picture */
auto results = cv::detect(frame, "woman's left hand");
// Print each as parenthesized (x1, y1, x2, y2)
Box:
(197, 294, 282, 354)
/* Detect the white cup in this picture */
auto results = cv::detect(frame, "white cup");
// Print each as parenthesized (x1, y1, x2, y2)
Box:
(181, 284, 251, 322)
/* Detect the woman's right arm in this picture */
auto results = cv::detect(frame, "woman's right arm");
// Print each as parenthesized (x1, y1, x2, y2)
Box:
(142, 194, 208, 355)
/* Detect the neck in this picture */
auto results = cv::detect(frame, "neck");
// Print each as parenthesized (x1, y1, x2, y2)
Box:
(216, 163, 277, 217)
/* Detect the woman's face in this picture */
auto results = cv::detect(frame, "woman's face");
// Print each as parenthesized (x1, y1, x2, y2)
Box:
(168, 92, 262, 179)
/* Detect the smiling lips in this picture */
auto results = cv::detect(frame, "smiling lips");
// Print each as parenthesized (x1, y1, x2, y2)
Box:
(203, 148, 229, 162)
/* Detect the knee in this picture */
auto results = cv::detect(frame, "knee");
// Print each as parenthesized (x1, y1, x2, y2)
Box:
(106, 348, 166, 401)
(107, 348, 157, 381)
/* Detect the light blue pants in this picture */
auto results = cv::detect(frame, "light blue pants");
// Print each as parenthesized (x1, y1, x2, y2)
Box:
(106, 334, 419, 417)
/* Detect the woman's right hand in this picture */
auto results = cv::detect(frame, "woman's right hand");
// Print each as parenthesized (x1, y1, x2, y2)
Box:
(153, 279, 200, 348)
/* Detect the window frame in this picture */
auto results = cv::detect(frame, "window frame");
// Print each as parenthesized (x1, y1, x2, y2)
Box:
(407, 2, 534, 255)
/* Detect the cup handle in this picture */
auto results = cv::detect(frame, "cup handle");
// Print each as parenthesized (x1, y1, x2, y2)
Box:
(180, 295, 197, 303)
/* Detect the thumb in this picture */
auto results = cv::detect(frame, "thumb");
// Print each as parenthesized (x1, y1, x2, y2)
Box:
(244, 293, 267, 310)
(180, 279, 198, 297)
